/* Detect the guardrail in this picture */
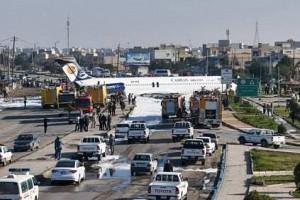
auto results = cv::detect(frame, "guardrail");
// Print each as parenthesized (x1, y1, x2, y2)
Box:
(209, 144, 228, 200)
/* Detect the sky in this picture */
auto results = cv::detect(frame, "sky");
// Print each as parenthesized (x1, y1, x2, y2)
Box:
(0, 0, 299, 48)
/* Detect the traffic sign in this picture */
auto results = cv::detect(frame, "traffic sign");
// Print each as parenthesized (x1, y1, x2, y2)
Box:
(221, 69, 232, 84)
(237, 78, 259, 97)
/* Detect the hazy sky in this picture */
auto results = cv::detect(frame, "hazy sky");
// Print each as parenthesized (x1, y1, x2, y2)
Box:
(0, 0, 299, 48)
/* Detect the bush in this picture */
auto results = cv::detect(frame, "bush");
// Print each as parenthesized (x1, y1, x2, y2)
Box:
(294, 162, 300, 189)
(245, 190, 274, 200)
(277, 123, 287, 134)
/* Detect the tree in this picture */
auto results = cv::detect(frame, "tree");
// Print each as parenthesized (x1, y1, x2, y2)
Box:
(275, 56, 294, 80)
(294, 162, 300, 190)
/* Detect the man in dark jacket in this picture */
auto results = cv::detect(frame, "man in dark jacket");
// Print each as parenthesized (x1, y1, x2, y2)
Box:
(107, 114, 112, 130)
(43, 118, 48, 134)
(163, 160, 173, 172)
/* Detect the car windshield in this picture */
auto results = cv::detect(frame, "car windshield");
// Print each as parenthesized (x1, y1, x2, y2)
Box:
(183, 141, 204, 149)
(17, 134, 33, 140)
(199, 138, 209, 143)
(56, 161, 75, 168)
(0, 182, 19, 194)
(130, 124, 145, 129)
(116, 124, 129, 128)
(82, 137, 100, 143)
(203, 133, 216, 139)
(133, 154, 150, 161)
(174, 123, 190, 128)
(155, 174, 179, 182)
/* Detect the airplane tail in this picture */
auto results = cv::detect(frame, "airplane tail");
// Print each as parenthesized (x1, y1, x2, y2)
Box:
(55, 57, 91, 83)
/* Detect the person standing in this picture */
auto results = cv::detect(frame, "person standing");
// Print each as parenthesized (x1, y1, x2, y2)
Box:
(112, 101, 116, 116)
(75, 115, 80, 132)
(128, 93, 131, 105)
(266, 104, 270, 117)
(107, 114, 112, 130)
(43, 117, 48, 134)
(108, 134, 115, 155)
(79, 117, 84, 132)
(163, 160, 173, 172)
(91, 112, 96, 128)
(101, 114, 107, 130)
(84, 114, 89, 132)
(54, 137, 63, 160)
(263, 103, 266, 115)
(24, 96, 27, 109)
(98, 113, 103, 130)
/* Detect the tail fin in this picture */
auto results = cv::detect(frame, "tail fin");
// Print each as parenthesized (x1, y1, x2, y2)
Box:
(55, 57, 91, 83)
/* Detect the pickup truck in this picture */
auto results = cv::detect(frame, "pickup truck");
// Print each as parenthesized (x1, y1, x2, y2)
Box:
(0, 145, 13, 166)
(196, 136, 216, 156)
(77, 136, 107, 161)
(172, 121, 194, 142)
(131, 153, 158, 176)
(128, 123, 150, 143)
(181, 139, 206, 165)
(115, 123, 130, 139)
(238, 128, 286, 149)
(202, 132, 219, 150)
(148, 172, 188, 200)
(14, 133, 40, 152)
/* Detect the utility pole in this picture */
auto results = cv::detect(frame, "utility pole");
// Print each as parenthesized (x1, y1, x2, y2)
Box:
(278, 65, 280, 96)
(67, 17, 70, 55)
(206, 50, 209, 76)
(11, 36, 16, 81)
(32, 43, 37, 71)
(117, 43, 120, 74)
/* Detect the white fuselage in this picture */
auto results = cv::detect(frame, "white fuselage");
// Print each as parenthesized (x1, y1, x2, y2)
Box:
(76, 76, 223, 95)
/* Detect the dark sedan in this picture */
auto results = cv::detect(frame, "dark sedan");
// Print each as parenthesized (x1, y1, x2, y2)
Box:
(14, 134, 40, 152)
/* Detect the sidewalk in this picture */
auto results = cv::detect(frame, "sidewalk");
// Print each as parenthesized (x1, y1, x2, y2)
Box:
(217, 144, 252, 200)
(250, 183, 297, 200)
(222, 110, 253, 131)
(0, 104, 134, 177)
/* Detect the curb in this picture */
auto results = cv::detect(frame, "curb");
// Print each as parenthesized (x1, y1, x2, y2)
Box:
(222, 121, 249, 133)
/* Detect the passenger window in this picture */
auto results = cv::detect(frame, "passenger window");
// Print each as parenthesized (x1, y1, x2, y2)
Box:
(95, 138, 100, 143)
(21, 181, 28, 193)
(152, 82, 155, 87)
(162, 175, 167, 181)
(32, 177, 38, 186)
(27, 179, 33, 190)
(156, 175, 161, 181)
(173, 175, 179, 182)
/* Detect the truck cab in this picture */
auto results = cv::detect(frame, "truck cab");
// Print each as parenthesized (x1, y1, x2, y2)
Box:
(75, 95, 93, 113)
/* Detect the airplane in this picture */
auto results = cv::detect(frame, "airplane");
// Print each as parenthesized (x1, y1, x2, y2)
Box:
(55, 57, 231, 95)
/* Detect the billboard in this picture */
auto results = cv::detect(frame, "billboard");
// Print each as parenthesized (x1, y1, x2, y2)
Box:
(126, 53, 150, 66)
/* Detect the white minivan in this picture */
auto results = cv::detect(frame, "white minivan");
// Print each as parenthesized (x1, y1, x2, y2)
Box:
(0, 168, 39, 200)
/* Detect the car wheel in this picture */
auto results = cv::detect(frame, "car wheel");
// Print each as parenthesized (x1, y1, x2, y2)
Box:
(273, 144, 280, 149)
(202, 160, 205, 165)
(2, 159, 7, 166)
(35, 196, 38, 200)
(76, 176, 81, 185)
(239, 137, 246, 144)
(261, 140, 268, 147)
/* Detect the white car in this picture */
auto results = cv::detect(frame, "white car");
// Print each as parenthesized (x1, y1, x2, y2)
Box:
(181, 139, 206, 165)
(0, 145, 13, 166)
(197, 136, 216, 156)
(238, 128, 286, 149)
(77, 136, 107, 161)
(0, 168, 39, 200)
(131, 153, 158, 176)
(172, 121, 194, 142)
(51, 160, 85, 184)
(148, 172, 188, 200)
(128, 123, 151, 143)
(115, 123, 130, 139)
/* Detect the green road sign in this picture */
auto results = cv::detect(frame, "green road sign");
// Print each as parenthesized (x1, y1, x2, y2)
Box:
(237, 78, 259, 97)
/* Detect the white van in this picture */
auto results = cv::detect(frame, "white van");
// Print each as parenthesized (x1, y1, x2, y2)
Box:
(0, 168, 39, 200)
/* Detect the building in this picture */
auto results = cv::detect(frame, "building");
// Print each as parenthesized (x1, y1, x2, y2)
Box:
(228, 48, 252, 69)
(154, 49, 176, 63)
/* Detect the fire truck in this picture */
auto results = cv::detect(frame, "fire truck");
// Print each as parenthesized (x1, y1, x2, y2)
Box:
(161, 94, 185, 119)
(190, 90, 222, 128)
